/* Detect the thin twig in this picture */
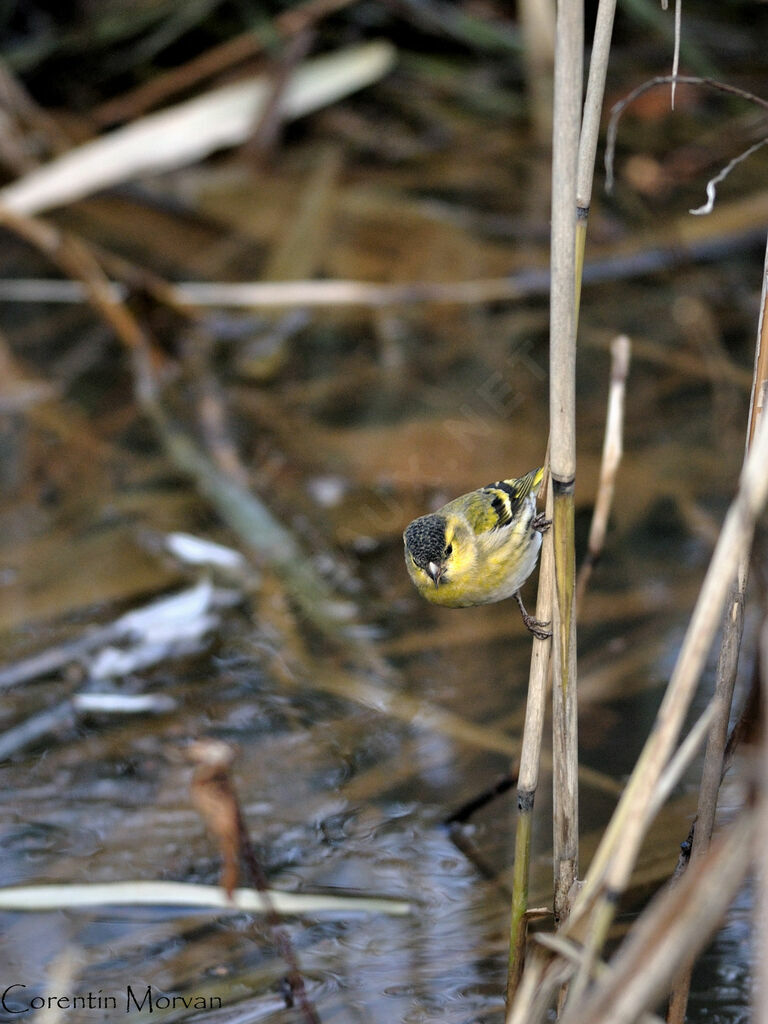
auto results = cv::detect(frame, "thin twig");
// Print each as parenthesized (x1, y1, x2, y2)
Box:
(576, 0, 618, 210)
(671, 0, 681, 110)
(690, 137, 768, 216)
(246, 29, 316, 160)
(575, 335, 630, 609)
(605, 75, 768, 193)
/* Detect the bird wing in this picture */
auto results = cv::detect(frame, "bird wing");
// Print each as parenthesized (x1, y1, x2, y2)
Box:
(471, 467, 543, 533)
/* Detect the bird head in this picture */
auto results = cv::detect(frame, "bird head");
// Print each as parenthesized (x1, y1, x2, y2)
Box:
(403, 514, 454, 589)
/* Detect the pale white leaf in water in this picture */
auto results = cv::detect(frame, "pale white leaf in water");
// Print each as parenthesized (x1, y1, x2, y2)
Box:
(165, 532, 246, 571)
(88, 633, 215, 680)
(139, 612, 220, 645)
(73, 693, 177, 713)
(115, 580, 215, 639)
(0, 42, 396, 215)
(0, 880, 411, 916)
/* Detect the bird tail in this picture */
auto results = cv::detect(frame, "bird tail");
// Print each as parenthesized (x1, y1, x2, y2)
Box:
(494, 467, 543, 500)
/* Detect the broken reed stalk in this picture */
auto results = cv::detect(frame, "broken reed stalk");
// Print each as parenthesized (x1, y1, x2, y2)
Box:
(188, 741, 320, 1024)
(666, 229, 768, 1024)
(549, 0, 582, 929)
(507, 473, 554, 1004)
(575, 334, 630, 610)
(564, 403, 768, 995)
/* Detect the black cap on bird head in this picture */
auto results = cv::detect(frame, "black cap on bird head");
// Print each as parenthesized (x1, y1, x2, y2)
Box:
(404, 514, 448, 583)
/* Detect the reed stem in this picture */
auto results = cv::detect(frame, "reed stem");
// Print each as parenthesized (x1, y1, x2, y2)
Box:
(549, 0, 582, 928)
(507, 474, 554, 1002)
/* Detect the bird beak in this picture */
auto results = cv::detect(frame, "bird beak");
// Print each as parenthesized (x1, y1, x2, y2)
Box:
(427, 561, 443, 587)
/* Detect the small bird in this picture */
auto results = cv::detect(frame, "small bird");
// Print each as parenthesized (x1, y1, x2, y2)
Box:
(403, 467, 551, 639)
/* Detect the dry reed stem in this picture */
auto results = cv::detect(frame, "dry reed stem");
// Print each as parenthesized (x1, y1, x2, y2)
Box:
(646, 699, 718, 822)
(0, 274, 548, 306)
(666, 233, 768, 1024)
(573, 0, 617, 318)
(507, 471, 554, 1002)
(506, 948, 573, 1024)
(549, 0, 582, 928)
(671, 0, 682, 109)
(575, 335, 630, 610)
(0, 42, 395, 216)
(566, 404, 768, 979)
(576, 0, 618, 211)
(747, 235, 768, 450)
(532, 935, 668, 1024)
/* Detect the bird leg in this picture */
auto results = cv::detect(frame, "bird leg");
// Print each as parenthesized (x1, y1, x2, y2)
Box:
(532, 512, 551, 533)
(514, 590, 552, 640)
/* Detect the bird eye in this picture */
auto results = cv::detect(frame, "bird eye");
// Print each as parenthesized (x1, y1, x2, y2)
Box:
(444, 544, 453, 556)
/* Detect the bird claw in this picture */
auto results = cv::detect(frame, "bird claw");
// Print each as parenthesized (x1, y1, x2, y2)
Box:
(514, 590, 552, 640)
(522, 613, 553, 641)
(532, 513, 551, 534)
